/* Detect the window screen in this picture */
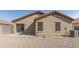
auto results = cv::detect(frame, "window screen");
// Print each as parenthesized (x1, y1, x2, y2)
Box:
(37, 22, 43, 31)
(55, 22, 61, 31)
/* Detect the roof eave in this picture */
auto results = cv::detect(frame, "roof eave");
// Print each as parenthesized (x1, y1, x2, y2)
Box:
(12, 11, 44, 22)
(35, 11, 75, 21)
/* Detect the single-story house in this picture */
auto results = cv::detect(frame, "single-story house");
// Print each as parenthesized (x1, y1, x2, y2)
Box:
(12, 11, 75, 36)
(0, 19, 12, 34)
(72, 19, 79, 36)
(35, 11, 75, 36)
(12, 11, 44, 35)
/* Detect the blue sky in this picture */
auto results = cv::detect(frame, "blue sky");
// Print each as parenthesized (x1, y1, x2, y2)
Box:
(0, 10, 79, 21)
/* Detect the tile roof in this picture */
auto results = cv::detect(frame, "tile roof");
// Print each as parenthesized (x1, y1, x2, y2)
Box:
(72, 19, 79, 24)
(35, 11, 75, 21)
(12, 11, 44, 22)
(0, 19, 12, 25)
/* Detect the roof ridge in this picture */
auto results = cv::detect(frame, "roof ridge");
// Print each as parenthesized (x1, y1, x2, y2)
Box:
(35, 11, 75, 21)
(12, 11, 44, 22)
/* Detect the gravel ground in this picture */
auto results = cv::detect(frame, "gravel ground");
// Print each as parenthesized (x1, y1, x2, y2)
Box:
(0, 34, 79, 48)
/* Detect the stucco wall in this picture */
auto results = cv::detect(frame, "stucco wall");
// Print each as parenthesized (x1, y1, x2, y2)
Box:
(13, 14, 42, 35)
(35, 15, 72, 36)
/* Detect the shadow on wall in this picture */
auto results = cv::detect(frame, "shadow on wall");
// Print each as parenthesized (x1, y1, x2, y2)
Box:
(20, 23, 35, 36)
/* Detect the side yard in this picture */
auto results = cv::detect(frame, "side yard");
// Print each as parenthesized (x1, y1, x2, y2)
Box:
(0, 34, 79, 48)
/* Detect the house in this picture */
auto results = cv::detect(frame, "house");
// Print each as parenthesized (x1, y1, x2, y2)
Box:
(71, 19, 79, 36)
(12, 11, 44, 35)
(0, 19, 12, 34)
(72, 19, 79, 30)
(12, 11, 75, 36)
(35, 11, 74, 36)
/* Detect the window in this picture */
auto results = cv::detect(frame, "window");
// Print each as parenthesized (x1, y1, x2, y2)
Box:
(74, 26, 79, 30)
(37, 22, 43, 31)
(16, 24, 24, 32)
(55, 22, 61, 31)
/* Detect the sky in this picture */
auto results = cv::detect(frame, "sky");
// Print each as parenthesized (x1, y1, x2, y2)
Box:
(0, 10, 79, 21)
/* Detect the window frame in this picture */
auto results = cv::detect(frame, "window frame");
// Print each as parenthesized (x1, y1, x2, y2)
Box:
(55, 22, 61, 32)
(16, 24, 25, 33)
(37, 22, 43, 32)
(74, 26, 79, 30)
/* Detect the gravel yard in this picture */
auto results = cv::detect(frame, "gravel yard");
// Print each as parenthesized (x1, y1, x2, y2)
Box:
(0, 34, 79, 48)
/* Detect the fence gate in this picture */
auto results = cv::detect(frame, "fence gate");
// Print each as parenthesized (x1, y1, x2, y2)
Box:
(74, 31, 79, 37)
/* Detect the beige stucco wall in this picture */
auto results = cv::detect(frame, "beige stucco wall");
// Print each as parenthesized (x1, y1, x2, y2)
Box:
(35, 15, 73, 36)
(12, 14, 42, 35)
